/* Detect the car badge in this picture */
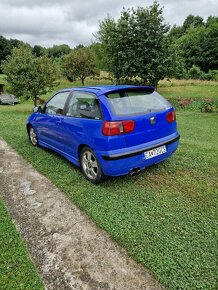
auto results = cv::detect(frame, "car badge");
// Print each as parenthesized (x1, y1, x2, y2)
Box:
(150, 116, 156, 124)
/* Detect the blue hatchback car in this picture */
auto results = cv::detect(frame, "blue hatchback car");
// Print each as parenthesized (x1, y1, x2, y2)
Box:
(27, 85, 180, 183)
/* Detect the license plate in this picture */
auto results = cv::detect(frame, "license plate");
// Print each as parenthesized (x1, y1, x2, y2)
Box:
(144, 145, 167, 160)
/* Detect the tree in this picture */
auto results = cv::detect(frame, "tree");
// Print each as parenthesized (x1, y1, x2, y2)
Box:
(206, 16, 218, 27)
(169, 25, 184, 39)
(96, 2, 172, 87)
(183, 15, 204, 31)
(200, 21, 218, 71)
(0, 36, 11, 72)
(169, 14, 218, 76)
(74, 44, 85, 51)
(32, 45, 46, 57)
(0, 36, 24, 73)
(96, 16, 121, 81)
(169, 15, 204, 41)
(177, 22, 218, 72)
(2, 44, 57, 106)
(47, 44, 71, 58)
(9, 38, 24, 49)
(63, 47, 99, 85)
(90, 42, 108, 71)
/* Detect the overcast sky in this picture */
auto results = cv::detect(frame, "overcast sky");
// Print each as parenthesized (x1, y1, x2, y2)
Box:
(0, 0, 217, 48)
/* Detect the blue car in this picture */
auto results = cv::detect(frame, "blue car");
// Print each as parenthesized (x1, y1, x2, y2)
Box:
(27, 85, 180, 183)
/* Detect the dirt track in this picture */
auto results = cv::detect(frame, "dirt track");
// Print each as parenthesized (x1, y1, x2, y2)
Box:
(0, 138, 164, 290)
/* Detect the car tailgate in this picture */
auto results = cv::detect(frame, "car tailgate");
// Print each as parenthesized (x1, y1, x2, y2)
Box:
(124, 109, 177, 147)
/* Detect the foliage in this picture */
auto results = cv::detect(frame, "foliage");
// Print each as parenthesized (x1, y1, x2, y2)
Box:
(179, 24, 218, 72)
(164, 42, 188, 80)
(166, 97, 218, 113)
(183, 14, 204, 31)
(1, 11, 218, 83)
(73, 44, 85, 51)
(2, 45, 58, 106)
(206, 16, 218, 27)
(96, 2, 172, 87)
(63, 47, 99, 85)
(32, 45, 46, 57)
(169, 14, 215, 39)
(188, 65, 215, 80)
(170, 16, 218, 74)
(0, 198, 44, 289)
(90, 42, 108, 71)
(0, 98, 218, 290)
(201, 102, 216, 113)
(0, 36, 12, 68)
(0, 35, 24, 73)
(47, 44, 71, 59)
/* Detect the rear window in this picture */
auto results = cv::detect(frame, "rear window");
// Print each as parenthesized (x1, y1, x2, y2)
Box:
(106, 90, 171, 116)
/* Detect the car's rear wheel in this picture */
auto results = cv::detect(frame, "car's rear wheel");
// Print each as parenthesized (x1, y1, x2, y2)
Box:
(28, 126, 38, 146)
(80, 146, 105, 183)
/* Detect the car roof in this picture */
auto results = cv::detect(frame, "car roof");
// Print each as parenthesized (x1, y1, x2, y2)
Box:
(58, 85, 155, 96)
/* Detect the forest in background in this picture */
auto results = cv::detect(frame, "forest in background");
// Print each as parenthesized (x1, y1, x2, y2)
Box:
(0, 2, 218, 95)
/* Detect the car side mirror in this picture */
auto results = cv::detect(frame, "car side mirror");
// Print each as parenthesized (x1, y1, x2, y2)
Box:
(33, 106, 42, 113)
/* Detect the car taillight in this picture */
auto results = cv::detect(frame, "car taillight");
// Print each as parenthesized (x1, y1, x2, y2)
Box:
(166, 111, 176, 123)
(102, 120, 135, 136)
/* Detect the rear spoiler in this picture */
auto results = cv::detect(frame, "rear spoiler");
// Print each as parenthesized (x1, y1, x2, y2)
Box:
(105, 86, 155, 96)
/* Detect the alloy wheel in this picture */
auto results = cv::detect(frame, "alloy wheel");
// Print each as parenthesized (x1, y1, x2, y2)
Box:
(29, 127, 38, 146)
(82, 150, 98, 180)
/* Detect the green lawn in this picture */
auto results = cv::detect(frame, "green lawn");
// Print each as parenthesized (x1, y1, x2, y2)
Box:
(158, 79, 218, 99)
(0, 99, 217, 289)
(0, 199, 44, 290)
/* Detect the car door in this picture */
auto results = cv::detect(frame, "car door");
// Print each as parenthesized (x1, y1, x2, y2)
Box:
(35, 91, 70, 153)
(63, 91, 103, 163)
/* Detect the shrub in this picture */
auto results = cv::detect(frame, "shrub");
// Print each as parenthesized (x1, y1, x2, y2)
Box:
(189, 65, 204, 79)
(188, 65, 215, 80)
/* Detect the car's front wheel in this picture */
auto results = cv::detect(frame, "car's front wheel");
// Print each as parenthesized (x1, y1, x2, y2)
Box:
(80, 146, 105, 183)
(28, 126, 38, 146)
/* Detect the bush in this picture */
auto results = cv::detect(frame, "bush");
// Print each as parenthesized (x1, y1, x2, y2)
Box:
(188, 65, 215, 80)
(201, 102, 216, 113)
(189, 65, 203, 79)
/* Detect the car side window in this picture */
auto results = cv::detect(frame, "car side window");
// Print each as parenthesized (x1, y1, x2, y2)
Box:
(45, 92, 70, 115)
(66, 92, 101, 119)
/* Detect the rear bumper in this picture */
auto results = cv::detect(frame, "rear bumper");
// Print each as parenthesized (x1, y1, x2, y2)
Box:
(96, 133, 180, 176)
(102, 134, 180, 161)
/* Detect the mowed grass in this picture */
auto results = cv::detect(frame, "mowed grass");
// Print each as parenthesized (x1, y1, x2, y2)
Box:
(0, 198, 44, 290)
(0, 95, 218, 289)
(158, 79, 218, 99)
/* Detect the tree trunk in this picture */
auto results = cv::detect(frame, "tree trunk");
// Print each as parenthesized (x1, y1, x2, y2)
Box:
(81, 77, 85, 86)
(34, 96, 37, 107)
(116, 77, 120, 85)
(153, 79, 158, 90)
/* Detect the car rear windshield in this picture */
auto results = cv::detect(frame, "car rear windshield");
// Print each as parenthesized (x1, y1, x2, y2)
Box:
(106, 90, 171, 116)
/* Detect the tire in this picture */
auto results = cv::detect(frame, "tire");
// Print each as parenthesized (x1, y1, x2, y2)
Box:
(28, 126, 39, 146)
(80, 146, 105, 184)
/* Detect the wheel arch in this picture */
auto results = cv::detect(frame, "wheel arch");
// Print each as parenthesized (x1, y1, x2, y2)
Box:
(26, 123, 31, 134)
(78, 144, 89, 160)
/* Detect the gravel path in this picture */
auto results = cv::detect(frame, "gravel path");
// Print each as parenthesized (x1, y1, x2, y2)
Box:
(0, 138, 164, 290)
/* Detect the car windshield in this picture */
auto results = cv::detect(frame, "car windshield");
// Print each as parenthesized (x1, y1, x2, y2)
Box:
(106, 90, 171, 116)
